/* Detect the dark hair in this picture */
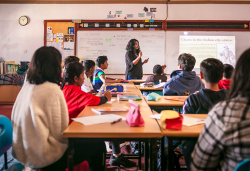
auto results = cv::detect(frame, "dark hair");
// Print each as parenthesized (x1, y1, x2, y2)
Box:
(64, 56, 79, 66)
(200, 58, 224, 83)
(126, 39, 140, 55)
(27, 46, 62, 85)
(63, 62, 84, 84)
(224, 64, 234, 79)
(96, 56, 108, 67)
(153, 64, 163, 74)
(178, 53, 196, 71)
(83, 60, 95, 72)
(228, 48, 250, 99)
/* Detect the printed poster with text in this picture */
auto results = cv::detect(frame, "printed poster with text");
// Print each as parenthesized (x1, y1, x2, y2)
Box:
(179, 36, 236, 68)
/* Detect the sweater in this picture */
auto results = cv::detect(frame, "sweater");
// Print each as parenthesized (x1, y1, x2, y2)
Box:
(218, 79, 231, 90)
(163, 70, 204, 96)
(11, 81, 69, 168)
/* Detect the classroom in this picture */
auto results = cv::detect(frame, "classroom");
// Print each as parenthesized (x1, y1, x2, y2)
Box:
(1, 1, 250, 171)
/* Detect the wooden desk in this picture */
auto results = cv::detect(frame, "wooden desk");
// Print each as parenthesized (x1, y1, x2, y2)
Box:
(129, 79, 146, 85)
(160, 114, 207, 171)
(146, 96, 188, 108)
(135, 85, 163, 91)
(63, 82, 162, 171)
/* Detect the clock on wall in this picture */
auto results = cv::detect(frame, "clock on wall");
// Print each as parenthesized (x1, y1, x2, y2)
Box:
(19, 16, 29, 26)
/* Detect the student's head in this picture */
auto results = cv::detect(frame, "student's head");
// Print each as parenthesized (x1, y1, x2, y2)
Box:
(83, 60, 95, 76)
(27, 46, 62, 85)
(228, 48, 250, 98)
(64, 56, 79, 67)
(126, 39, 140, 53)
(153, 64, 163, 75)
(64, 62, 85, 86)
(223, 64, 234, 79)
(178, 53, 196, 71)
(96, 56, 108, 69)
(200, 58, 224, 83)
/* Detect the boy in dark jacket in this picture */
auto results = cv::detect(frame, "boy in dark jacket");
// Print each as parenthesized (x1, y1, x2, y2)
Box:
(163, 53, 204, 96)
(182, 58, 228, 171)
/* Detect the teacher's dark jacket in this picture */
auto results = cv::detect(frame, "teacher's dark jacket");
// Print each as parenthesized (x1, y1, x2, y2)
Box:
(125, 51, 142, 79)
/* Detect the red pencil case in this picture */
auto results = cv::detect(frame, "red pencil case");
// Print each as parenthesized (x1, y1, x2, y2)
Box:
(160, 110, 183, 130)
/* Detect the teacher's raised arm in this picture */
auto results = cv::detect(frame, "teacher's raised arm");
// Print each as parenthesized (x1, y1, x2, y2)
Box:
(125, 39, 148, 80)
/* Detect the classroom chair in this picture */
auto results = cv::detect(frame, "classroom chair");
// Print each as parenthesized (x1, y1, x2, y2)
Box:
(234, 158, 250, 171)
(0, 115, 23, 171)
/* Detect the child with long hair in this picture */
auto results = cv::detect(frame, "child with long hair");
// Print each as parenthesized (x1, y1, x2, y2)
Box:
(191, 48, 250, 171)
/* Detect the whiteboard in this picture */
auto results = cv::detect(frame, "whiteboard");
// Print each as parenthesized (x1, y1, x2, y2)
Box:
(77, 31, 165, 74)
(165, 31, 250, 74)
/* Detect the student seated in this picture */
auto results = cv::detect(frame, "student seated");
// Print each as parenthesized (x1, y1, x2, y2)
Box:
(11, 46, 106, 171)
(191, 48, 250, 171)
(62, 62, 111, 124)
(81, 60, 96, 94)
(182, 58, 228, 171)
(163, 53, 204, 96)
(218, 63, 234, 90)
(145, 64, 167, 83)
(62, 55, 79, 77)
(92, 56, 123, 92)
(62, 62, 136, 168)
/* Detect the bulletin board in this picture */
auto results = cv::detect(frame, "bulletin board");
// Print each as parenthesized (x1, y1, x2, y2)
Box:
(44, 20, 76, 60)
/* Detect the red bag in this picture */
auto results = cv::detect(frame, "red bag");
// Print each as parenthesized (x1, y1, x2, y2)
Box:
(66, 161, 89, 171)
(126, 99, 144, 127)
(160, 110, 183, 130)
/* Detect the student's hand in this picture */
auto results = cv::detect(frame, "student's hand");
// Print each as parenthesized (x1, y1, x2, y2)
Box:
(115, 79, 123, 83)
(143, 58, 149, 64)
(161, 65, 166, 70)
(104, 90, 112, 101)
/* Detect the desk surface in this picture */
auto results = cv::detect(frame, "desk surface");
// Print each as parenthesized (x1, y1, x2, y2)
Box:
(146, 96, 188, 107)
(129, 80, 146, 83)
(135, 85, 163, 91)
(160, 114, 207, 137)
(63, 82, 162, 139)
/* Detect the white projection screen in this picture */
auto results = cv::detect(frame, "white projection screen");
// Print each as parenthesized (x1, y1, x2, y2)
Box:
(179, 36, 236, 68)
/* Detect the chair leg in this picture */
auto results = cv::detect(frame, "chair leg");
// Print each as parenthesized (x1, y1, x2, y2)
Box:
(139, 141, 142, 170)
(4, 152, 8, 170)
(117, 165, 121, 171)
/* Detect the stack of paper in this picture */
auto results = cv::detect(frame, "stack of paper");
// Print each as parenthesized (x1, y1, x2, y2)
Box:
(91, 106, 129, 115)
(154, 82, 166, 88)
(72, 114, 126, 126)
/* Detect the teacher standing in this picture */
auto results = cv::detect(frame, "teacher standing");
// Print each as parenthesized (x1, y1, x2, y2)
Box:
(125, 39, 149, 80)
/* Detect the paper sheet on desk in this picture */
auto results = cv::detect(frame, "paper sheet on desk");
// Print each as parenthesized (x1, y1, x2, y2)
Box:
(72, 114, 126, 126)
(106, 99, 116, 104)
(149, 114, 206, 126)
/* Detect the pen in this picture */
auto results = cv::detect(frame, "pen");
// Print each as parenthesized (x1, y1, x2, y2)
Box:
(111, 118, 122, 124)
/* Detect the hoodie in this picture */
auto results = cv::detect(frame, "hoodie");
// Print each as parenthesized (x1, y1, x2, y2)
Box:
(163, 70, 204, 96)
(183, 88, 228, 114)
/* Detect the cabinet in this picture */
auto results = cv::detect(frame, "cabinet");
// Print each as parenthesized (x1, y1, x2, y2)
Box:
(0, 85, 21, 104)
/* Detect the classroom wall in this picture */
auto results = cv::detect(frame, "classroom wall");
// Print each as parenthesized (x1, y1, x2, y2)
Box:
(1, 4, 250, 67)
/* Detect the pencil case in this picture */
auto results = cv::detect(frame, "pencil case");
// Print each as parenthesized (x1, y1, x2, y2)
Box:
(103, 84, 124, 93)
(160, 110, 183, 130)
(147, 92, 162, 102)
(126, 99, 144, 127)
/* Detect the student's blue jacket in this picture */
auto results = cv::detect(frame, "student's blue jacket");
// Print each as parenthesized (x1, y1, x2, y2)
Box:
(163, 70, 204, 96)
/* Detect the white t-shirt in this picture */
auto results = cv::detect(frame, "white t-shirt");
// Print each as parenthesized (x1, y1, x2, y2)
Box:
(81, 74, 94, 93)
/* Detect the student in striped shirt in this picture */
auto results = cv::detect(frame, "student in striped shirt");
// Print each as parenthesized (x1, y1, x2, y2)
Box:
(191, 48, 250, 171)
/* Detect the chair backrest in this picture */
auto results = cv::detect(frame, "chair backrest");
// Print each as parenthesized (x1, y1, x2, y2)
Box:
(0, 115, 13, 156)
(234, 158, 250, 171)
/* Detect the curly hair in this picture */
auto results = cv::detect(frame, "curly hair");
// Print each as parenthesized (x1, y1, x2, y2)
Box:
(126, 39, 140, 55)
(178, 53, 196, 71)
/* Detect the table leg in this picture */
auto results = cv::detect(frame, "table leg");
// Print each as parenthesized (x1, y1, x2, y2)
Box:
(161, 137, 166, 171)
(150, 138, 157, 171)
(144, 141, 149, 171)
(67, 138, 74, 171)
(139, 141, 142, 170)
(168, 137, 174, 171)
